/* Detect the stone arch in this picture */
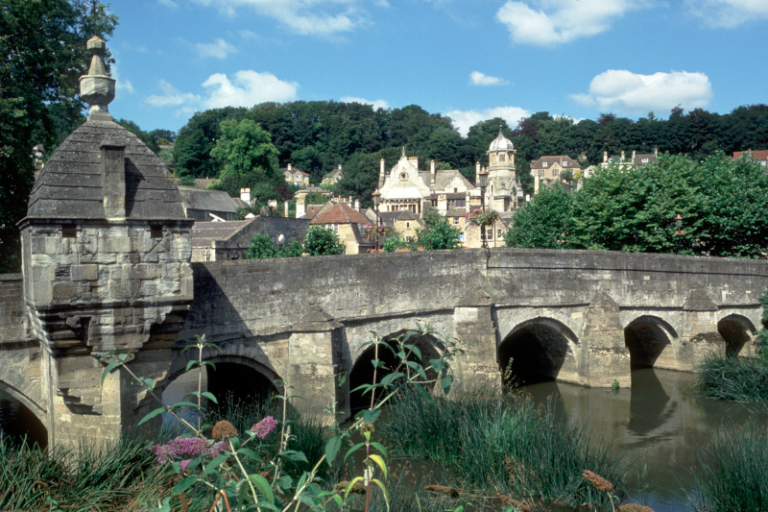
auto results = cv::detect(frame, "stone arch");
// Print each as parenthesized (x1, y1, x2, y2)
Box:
(160, 343, 284, 410)
(623, 315, 678, 369)
(717, 314, 756, 356)
(347, 329, 443, 412)
(498, 317, 579, 386)
(0, 380, 48, 447)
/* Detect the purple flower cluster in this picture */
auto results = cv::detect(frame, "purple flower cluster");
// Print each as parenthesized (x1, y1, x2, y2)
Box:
(250, 416, 278, 439)
(151, 436, 228, 465)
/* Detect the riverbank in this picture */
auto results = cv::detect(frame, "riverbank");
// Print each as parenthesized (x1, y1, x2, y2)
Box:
(695, 353, 768, 402)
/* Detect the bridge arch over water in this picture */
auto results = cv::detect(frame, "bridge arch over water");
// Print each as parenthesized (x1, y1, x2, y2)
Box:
(623, 315, 678, 370)
(717, 314, 757, 356)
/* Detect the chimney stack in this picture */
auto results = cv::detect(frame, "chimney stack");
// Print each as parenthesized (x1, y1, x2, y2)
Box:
(379, 158, 385, 187)
(603, 151, 608, 163)
(621, 150, 625, 161)
(101, 140, 126, 218)
(287, 163, 292, 171)
(654, 147, 658, 157)
(632, 150, 636, 162)
(475, 161, 481, 184)
(430, 159, 436, 184)
(240, 188, 251, 203)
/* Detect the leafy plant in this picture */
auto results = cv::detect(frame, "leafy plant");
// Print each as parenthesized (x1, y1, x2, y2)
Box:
(303, 225, 345, 256)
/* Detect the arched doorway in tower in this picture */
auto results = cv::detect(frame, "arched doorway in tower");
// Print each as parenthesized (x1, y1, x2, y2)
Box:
(498, 318, 577, 387)
(624, 316, 677, 370)
(348, 331, 442, 413)
(717, 315, 756, 356)
(0, 384, 47, 448)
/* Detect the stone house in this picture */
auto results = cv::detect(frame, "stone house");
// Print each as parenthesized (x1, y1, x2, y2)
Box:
(191, 216, 310, 262)
(283, 164, 310, 188)
(309, 201, 374, 254)
(530, 155, 580, 183)
(463, 214, 512, 249)
(321, 165, 343, 186)
(601, 149, 659, 169)
(177, 187, 238, 221)
(378, 210, 424, 243)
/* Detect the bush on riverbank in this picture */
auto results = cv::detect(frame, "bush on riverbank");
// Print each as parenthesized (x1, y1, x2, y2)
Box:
(378, 385, 628, 509)
(694, 421, 768, 511)
(695, 354, 768, 402)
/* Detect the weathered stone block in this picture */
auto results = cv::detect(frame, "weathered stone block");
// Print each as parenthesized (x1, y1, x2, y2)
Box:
(71, 264, 98, 281)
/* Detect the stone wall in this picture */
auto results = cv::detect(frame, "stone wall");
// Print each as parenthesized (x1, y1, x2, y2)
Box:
(0, 274, 27, 343)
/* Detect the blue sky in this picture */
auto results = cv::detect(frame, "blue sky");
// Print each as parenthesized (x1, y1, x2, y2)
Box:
(104, 0, 768, 135)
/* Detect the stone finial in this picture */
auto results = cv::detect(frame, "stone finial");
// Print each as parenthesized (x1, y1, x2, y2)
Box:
(79, 36, 115, 122)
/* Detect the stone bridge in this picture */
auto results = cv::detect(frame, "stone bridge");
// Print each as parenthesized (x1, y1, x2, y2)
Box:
(2, 248, 766, 447)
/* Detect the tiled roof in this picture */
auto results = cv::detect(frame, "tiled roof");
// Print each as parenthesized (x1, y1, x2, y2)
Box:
(446, 208, 467, 217)
(191, 219, 256, 247)
(304, 204, 324, 220)
(733, 150, 768, 160)
(631, 153, 658, 165)
(530, 155, 580, 170)
(310, 202, 369, 225)
(178, 188, 238, 214)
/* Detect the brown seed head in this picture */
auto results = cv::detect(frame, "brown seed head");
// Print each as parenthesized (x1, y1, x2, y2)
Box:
(582, 470, 613, 493)
(334, 481, 366, 495)
(618, 505, 655, 512)
(360, 423, 375, 434)
(211, 420, 238, 440)
(424, 485, 460, 498)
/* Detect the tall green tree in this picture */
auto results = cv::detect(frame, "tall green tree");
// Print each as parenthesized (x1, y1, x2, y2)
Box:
(0, 0, 117, 272)
(210, 118, 279, 182)
(505, 183, 573, 249)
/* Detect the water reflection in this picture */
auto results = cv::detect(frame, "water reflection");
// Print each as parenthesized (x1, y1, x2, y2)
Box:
(522, 368, 764, 512)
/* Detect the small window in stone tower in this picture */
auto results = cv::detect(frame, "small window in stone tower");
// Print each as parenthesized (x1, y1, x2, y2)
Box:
(151, 225, 163, 239)
(500, 154, 506, 162)
(62, 225, 77, 238)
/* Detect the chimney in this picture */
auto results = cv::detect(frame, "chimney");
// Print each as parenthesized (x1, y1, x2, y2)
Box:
(101, 140, 126, 218)
(240, 188, 251, 203)
(284, 201, 289, 217)
(603, 151, 608, 163)
(296, 198, 305, 218)
(430, 159, 436, 184)
(621, 150, 625, 161)
(437, 194, 448, 215)
(534, 175, 540, 195)
(654, 147, 658, 157)
(475, 161, 481, 184)
(338, 164, 342, 171)
(354, 198, 360, 210)
(379, 158, 385, 188)
(632, 150, 636, 162)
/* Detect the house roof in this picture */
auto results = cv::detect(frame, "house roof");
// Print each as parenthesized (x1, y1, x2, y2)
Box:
(27, 121, 187, 221)
(530, 155, 580, 170)
(191, 218, 256, 247)
(304, 204, 324, 220)
(631, 153, 658, 165)
(283, 167, 309, 176)
(178, 187, 238, 214)
(310, 202, 369, 225)
(733, 150, 768, 160)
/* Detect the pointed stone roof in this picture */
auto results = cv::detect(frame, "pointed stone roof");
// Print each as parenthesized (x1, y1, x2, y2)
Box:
(488, 128, 515, 152)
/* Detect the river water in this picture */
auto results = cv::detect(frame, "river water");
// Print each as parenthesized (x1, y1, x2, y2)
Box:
(0, 367, 760, 510)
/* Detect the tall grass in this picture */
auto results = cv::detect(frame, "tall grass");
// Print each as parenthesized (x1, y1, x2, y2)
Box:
(696, 354, 768, 402)
(379, 385, 628, 509)
(694, 421, 768, 511)
(0, 436, 175, 511)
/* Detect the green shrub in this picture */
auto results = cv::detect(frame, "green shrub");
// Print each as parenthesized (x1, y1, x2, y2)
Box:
(696, 354, 768, 402)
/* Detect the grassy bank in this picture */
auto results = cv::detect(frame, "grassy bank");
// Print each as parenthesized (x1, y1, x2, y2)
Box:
(694, 421, 768, 511)
(378, 385, 629, 510)
(696, 354, 768, 402)
(0, 437, 175, 511)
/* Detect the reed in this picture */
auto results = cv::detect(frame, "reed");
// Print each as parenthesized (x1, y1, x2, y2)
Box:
(379, 385, 628, 509)
(696, 354, 768, 402)
(694, 421, 768, 511)
(0, 436, 175, 512)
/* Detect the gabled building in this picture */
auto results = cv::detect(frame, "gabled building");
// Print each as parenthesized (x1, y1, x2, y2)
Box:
(177, 187, 239, 221)
(283, 164, 310, 188)
(321, 165, 343, 186)
(601, 149, 659, 169)
(309, 201, 374, 254)
(530, 155, 580, 183)
(378, 210, 424, 243)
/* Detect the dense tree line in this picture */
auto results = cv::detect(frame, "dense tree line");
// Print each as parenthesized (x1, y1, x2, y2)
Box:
(505, 153, 768, 259)
(173, 102, 768, 208)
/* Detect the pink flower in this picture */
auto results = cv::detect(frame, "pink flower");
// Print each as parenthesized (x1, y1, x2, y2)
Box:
(151, 436, 227, 465)
(180, 459, 192, 472)
(250, 416, 278, 439)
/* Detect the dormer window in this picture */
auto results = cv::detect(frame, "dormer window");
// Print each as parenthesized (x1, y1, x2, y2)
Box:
(543, 162, 548, 167)
(399, 172, 408, 181)
(642, 158, 649, 163)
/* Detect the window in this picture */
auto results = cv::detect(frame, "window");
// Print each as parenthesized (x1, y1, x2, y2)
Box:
(642, 158, 649, 163)
(150, 225, 163, 239)
(497, 229, 503, 240)
(453, 188, 457, 193)
(562, 161, 567, 166)
(500, 154, 506, 162)
(543, 162, 548, 167)
(62, 225, 77, 238)
(406, 221, 411, 230)
(453, 217, 460, 226)
(328, 224, 339, 235)
(405, 235, 413, 242)
(538, 170, 545, 177)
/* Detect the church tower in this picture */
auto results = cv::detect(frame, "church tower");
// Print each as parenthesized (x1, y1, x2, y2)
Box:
(485, 128, 523, 211)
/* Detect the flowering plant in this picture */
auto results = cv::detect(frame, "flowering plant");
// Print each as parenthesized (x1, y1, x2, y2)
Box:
(362, 223, 395, 239)
(464, 209, 499, 227)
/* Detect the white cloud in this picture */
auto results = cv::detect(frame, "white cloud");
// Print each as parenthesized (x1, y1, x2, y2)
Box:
(686, 0, 768, 27)
(190, 0, 362, 37)
(570, 69, 713, 113)
(195, 38, 237, 59)
(145, 80, 201, 107)
(340, 96, 390, 110)
(145, 71, 299, 114)
(496, 0, 650, 47)
(444, 106, 531, 136)
(470, 71, 508, 86)
(202, 70, 299, 108)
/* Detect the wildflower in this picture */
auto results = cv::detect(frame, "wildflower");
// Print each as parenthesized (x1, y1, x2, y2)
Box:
(582, 469, 613, 492)
(179, 459, 192, 472)
(211, 420, 238, 440)
(250, 416, 278, 439)
(150, 436, 223, 465)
